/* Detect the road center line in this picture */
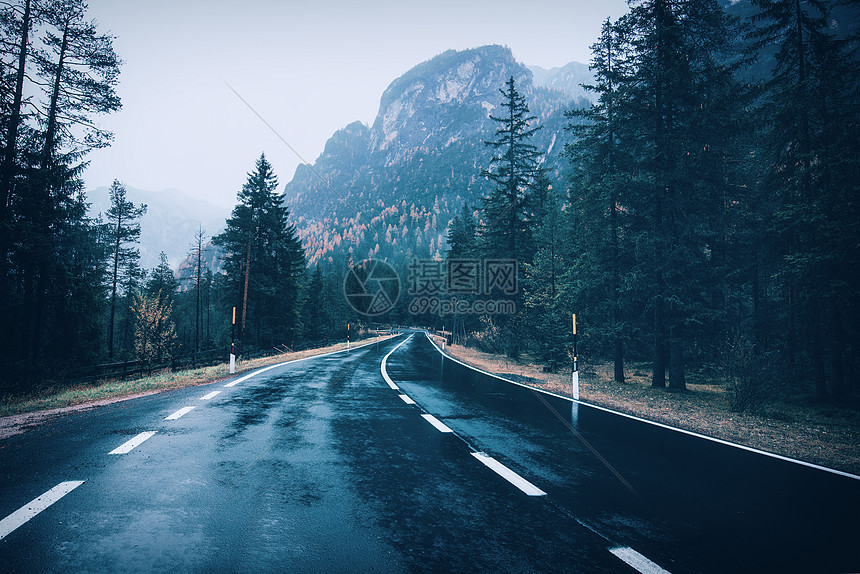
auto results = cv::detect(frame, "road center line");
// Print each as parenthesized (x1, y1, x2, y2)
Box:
(421, 414, 453, 433)
(201, 390, 221, 400)
(609, 546, 671, 574)
(471, 452, 547, 496)
(380, 334, 412, 390)
(399, 394, 416, 404)
(165, 406, 195, 420)
(0, 481, 85, 540)
(109, 431, 157, 455)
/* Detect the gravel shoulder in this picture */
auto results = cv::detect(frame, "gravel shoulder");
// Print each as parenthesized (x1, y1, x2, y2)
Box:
(438, 340, 860, 477)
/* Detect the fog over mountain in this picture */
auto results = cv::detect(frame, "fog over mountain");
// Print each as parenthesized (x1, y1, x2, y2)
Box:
(283, 45, 587, 266)
(89, 46, 594, 273)
(87, 185, 229, 271)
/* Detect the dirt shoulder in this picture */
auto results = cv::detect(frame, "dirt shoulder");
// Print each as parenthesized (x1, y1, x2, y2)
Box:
(437, 339, 860, 477)
(0, 335, 395, 440)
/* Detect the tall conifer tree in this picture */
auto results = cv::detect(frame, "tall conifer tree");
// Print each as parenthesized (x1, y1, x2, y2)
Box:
(105, 180, 145, 360)
(214, 154, 305, 349)
(480, 76, 542, 264)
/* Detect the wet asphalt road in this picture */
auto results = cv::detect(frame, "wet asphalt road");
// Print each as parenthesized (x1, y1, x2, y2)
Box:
(0, 332, 858, 573)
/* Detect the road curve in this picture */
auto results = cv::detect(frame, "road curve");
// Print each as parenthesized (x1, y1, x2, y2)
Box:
(1, 332, 858, 573)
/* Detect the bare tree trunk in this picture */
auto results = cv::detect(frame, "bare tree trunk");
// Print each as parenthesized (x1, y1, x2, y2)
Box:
(653, 297, 666, 388)
(41, 17, 70, 171)
(811, 300, 827, 398)
(108, 216, 122, 361)
(830, 303, 846, 397)
(614, 337, 625, 383)
(669, 323, 686, 391)
(0, 0, 32, 220)
(195, 228, 203, 352)
(0, 0, 33, 287)
(240, 241, 251, 341)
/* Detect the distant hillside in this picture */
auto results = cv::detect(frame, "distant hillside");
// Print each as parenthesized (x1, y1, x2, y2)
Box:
(284, 45, 583, 266)
(174, 240, 224, 290)
(87, 185, 229, 271)
(528, 61, 595, 104)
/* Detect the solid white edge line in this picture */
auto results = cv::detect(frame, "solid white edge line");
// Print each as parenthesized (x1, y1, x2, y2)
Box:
(421, 414, 453, 433)
(108, 431, 157, 455)
(424, 332, 860, 482)
(224, 362, 283, 387)
(471, 452, 547, 496)
(223, 335, 399, 388)
(380, 333, 412, 390)
(609, 546, 671, 574)
(165, 406, 195, 420)
(201, 390, 221, 400)
(0, 481, 85, 540)
(399, 394, 416, 405)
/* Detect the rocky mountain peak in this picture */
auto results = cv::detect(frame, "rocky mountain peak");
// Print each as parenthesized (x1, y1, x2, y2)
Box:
(369, 45, 532, 156)
(283, 44, 585, 265)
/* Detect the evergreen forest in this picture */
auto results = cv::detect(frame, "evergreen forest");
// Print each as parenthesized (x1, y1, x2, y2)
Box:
(0, 0, 857, 413)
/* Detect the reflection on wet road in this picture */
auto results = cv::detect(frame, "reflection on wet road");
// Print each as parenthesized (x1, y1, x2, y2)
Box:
(0, 332, 858, 573)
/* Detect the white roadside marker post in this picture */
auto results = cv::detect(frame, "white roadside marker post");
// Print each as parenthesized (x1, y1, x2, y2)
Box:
(572, 314, 579, 400)
(229, 306, 236, 374)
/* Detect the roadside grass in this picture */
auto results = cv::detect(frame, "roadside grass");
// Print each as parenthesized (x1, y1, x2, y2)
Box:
(0, 335, 393, 419)
(441, 342, 860, 477)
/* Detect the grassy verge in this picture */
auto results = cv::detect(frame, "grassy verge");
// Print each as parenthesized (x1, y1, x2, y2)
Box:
(0, 335, 394, 420)
(438, 340, 860, 477)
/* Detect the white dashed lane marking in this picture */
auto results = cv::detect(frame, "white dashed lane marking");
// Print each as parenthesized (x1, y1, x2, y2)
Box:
(108, 431, 157, 455)
(200, 390, 221, 400)
(421, 414, 453, 433)
(0, 481, 86, 541)
(165, 406, 195, 420)
(398, 394, 416, 405)
(609, 546, 672, 574)
(470, 452, 547, 497)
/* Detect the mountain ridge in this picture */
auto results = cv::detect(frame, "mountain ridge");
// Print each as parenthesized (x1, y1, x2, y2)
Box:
(283, 45, 586, 266)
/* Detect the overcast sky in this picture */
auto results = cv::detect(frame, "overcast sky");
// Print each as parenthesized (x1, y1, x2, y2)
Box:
(83, 0, 630, 209)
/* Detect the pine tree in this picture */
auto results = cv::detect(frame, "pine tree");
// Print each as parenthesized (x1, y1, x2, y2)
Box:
(146, 252, 178, 303)
(749, 0, 860, 397)
(480, 76, 542, 264)
(610, 0, 746, 390)
(0, 0, 34, 237)
(188, 227, 206, 352)
(213, 153, 306, 350)
(446, 202, 477, 260)
(523, 179, 568, 369)
(564, 17, 635, 383)
(0, 0, 121, 374)
(34, 0, 121, 168)
(476, 77, 544, 358)
(105, 180, 146, 360)
(303, 265, 334, 344)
